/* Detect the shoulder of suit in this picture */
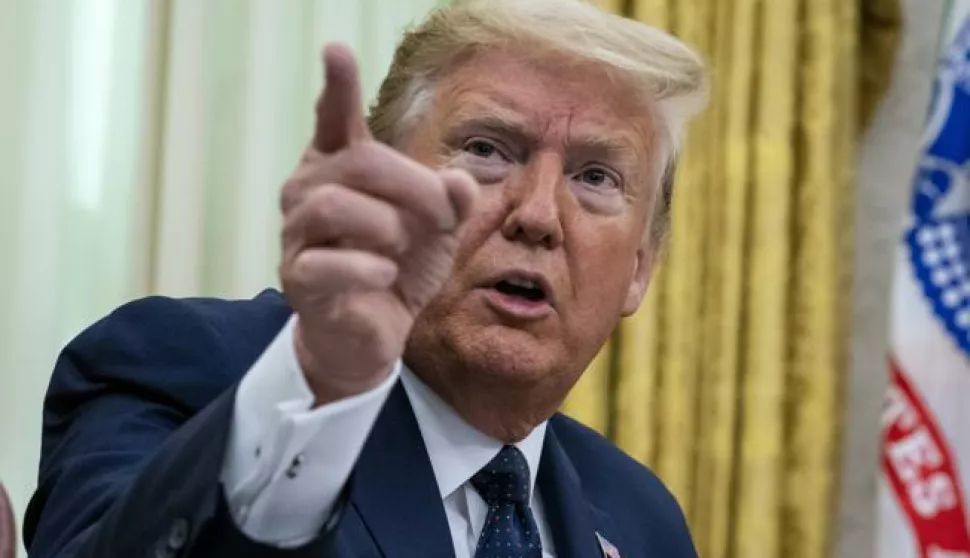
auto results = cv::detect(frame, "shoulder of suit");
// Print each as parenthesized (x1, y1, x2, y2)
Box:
(548, 413, 664, 488)
(104, 288, 289, 336)
(549, 413, 691, 534)
(55, 289, 292, 409)
(93, 288, 289, 348)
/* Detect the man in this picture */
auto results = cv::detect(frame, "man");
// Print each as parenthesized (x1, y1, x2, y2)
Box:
(24, 0, 707, 556)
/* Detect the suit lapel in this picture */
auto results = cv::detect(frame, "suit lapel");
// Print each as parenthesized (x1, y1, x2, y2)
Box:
(348, 382, 456, 558)
(347, 383, 631, 558)
(589, 507, 629, 558)
(538, 424, 627, 558)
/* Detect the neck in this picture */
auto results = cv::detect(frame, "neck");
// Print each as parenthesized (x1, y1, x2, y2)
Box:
(403, 353, 566, 444)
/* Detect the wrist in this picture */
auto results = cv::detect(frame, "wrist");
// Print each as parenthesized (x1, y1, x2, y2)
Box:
(293, 319, 395, 406)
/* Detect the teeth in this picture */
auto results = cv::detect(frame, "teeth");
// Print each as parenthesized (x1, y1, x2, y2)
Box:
(505, 277, 538, 289)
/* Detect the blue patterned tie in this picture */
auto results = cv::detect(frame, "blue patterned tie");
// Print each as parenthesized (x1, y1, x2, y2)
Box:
(471, 445, 542, 558)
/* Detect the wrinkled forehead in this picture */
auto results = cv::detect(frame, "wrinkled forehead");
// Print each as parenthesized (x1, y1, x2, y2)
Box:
(431, 49, 661, 159)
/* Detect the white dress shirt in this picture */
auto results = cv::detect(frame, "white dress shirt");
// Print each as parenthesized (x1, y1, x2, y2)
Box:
(220, 316, 557, 557)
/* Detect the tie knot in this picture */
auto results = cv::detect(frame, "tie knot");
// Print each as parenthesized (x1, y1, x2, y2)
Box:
(471, 445, 531, 506)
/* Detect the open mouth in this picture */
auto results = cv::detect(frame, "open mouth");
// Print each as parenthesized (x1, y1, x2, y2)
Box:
(480, 270, 554, 319)
(491, 276, 547, 303)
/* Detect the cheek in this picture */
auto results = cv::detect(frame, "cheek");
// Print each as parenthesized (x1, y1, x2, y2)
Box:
(569, 183, 627, 216)
(454, 184, 507, 252)
(564, 226, 639, 319)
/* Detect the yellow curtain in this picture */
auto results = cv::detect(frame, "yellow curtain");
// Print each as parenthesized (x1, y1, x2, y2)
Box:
(564, 1, 901, 557)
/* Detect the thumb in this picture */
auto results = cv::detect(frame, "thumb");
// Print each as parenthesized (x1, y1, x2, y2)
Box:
(313, 43, 371, 153)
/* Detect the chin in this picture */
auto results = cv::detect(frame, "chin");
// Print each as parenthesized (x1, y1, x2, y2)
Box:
(407, 287, 584, 398)
(449, 323, 562, 385)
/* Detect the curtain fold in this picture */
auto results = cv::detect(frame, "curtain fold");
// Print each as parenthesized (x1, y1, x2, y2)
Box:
(859, 0, 903, 128)
(784, 0, 858, 556)
(691, 0, 751, 553)
(564, 1, 900, 557)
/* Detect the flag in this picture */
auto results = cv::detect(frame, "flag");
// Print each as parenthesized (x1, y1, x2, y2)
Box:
(877, 3, 970, 557)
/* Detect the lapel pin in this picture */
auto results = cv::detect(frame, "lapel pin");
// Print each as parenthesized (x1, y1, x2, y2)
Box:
(596, 532, 621, 558)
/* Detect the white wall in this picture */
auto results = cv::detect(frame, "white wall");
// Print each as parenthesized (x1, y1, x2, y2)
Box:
(837, 1, 944, 556)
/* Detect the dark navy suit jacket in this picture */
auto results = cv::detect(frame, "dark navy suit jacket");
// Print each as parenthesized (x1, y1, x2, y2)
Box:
(23, 290, 696, 557)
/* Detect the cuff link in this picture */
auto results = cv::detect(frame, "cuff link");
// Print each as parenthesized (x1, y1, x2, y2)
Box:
(285, 454, 304, 479)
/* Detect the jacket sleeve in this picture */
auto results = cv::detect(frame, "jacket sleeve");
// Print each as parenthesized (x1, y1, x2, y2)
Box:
(21, 293, 340, 558)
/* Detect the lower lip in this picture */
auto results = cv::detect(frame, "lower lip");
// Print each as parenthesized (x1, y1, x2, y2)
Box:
(480, 288, 553, 320)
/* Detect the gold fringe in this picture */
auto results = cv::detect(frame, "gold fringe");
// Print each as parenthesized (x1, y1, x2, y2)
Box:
(615, 266, 665, 464)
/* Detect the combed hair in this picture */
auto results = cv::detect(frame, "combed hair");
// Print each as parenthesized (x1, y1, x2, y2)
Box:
(367, 0, 708, 243)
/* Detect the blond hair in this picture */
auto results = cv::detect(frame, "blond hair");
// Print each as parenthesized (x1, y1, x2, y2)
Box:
(368, 0, 708, 242)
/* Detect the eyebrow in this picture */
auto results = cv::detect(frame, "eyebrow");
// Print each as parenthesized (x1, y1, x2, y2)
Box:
(445, 112, 640, 162)
(566, 135, 639, 161)
(445, 113, 536, 148)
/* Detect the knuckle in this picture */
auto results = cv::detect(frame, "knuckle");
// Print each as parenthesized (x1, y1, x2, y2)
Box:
(312, 184, 342, 209)
(280, 179, 303, 213)
(308, 188, 343, 233)
(284, 254, 312, 289)
(279, 267, 302, 298)
(377, 213, 406, 251)
(354, 140, 384, 161)
(301, 146, 325, 165)
(338, 147, 371, 186)
(281, 207, 305, 239)
(282, 149, 338, 213)
(278, 261, 292, 287)
(297, 185, 343, 232)
(279, 261, 307, 299)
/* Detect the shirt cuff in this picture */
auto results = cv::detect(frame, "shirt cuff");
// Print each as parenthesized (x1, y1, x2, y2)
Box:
(220, 315, 400, 546)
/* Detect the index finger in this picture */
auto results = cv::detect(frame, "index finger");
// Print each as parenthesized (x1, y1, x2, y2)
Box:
(313, 43, 372, 154)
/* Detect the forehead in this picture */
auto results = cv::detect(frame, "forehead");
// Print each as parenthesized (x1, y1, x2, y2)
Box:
(432, 50, 657, 150)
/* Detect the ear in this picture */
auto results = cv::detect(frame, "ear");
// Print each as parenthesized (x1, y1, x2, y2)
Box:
(621, 239, 656, 317)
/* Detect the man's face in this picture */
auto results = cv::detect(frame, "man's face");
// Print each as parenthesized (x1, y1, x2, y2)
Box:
(402, 49, 659, 396)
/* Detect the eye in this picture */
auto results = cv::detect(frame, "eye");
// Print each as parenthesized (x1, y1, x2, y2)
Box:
(463, 139, 503, 159)
(455, 138, 514, 184)
(576, 166, 620, 190)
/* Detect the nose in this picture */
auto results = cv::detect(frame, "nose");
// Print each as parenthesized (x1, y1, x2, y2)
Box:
(500, 153, 564, 249)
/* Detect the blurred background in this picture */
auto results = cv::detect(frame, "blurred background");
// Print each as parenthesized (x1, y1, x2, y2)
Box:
(0, 0, 943, 556)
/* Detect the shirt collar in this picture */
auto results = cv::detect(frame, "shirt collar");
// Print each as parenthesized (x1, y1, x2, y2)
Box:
(400, 365, 547, 502)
